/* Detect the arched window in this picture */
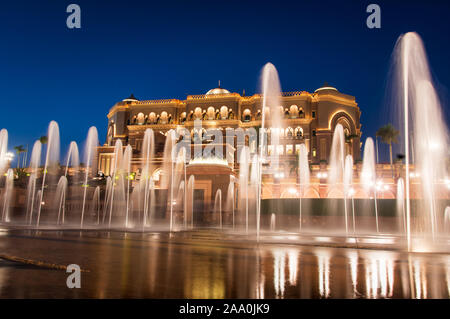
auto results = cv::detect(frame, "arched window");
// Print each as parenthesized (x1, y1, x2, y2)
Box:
(289, 105, 299, 118)
(220, 106, 228, 120)
(149, 112, 156, 124)
(286, 127, 294, 138)
(207, 107, 215, 120)
(194, 107, 202, 120)
(243, 109, 251, 122)
(180, 112, 186, 124)
(160, 111, 168, 124)
(295, 127, 303, 138)
(137, 112, 145, 125)
(299, 108, 305, 118)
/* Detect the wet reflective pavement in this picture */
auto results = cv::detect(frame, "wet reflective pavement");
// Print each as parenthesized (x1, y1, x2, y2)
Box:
(0, 228, 449, 298)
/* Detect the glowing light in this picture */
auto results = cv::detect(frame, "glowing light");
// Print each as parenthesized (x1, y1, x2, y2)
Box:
(317, 253, 330, 298)
(188, 157, 228, 166)
(5, 152, 14, 161)
(317, 172, 328, 178)
(273, 250, 286, 298)
(288, 188, 297, 195)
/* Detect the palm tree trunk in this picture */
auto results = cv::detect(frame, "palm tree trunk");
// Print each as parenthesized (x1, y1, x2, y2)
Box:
(16, 153, 20, 168)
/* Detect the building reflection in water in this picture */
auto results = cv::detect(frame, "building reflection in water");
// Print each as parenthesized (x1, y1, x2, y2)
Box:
(447, 260, 450, 297)
(287, 249, 298, 286)
(316, 250, 330, 298)
(273, 249, 286, 298)
(347, 251, 359, 297)
(413, 260, 427, 299)
(269, 248, 300, 298)
(363, 252, 395, 299)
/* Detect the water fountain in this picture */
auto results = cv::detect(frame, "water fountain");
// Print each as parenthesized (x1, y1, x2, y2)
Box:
(361, 137, 379, 232)
(397, 178, 406, 235)
(270, 213, 276, 231)
(226, 180, 235, 229)
(187, 175, 195, 228)
(81, 127, 98, 228)
(396, 32, 449, 250)
(214, 189, 222, 229)
(298, 144, 309, 232)
(0, 129, 9, 173)
(92, 186, 101, 224)
(26, 140, 41, 224)
(344, 155, 354, 233)
(328, 124, 348, 233)
(1, 169, 13, 222)
(37, 121, 60, 227)
(239, 146, 250, 233)
(257, 62, 283, 240)
(55, 176, 67, 224)
(64, 141, 80, 178)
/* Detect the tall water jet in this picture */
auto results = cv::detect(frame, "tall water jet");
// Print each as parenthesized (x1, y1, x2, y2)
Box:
(142, 178, 155, 229)
(37, 121, 60, 227)
(108, 139, 123, 227)
(395, 32, 449, 249)
(344, 154, 354, 233)
(161, 130, 176, 231)
(397, 178, 406, 235)
(64, 141, 80, 177)
(26, 140, 41, 224)
(81, 126, 98, 228)
(0, 129, 8, 173)
(102, 176, 112, 224)
(92, 186, 101, 224)
(328, 124, 347, 233)
(239, 146, 250, 233)
(176, 181, 185, 228)
(187, 175, 195, 228)
(171, 147, 186, 231)
(328, 124, 345, 186)
(270, 213, 276, 231)
(445, 207, 450, 233)
(55, 176, 68, 225)
(257, 62, 283, 240)
(123, 144, 132, 227)
(140, 129, 155, 229)
(214, 189, 222, 229)
(361, 137, 379, 233)
(298, 144, 310, 231)
(1, 169, 14, 222)
(226, 180, 235, 229)
(250, 155, 259, 227)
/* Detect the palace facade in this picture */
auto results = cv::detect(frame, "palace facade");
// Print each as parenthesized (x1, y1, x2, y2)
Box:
(98, 83, 362, 182)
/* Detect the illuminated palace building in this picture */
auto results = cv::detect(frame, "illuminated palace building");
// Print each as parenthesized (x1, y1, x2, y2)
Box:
(98, 83, 362, 198)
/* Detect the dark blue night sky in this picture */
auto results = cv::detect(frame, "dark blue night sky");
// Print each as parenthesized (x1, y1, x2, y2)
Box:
(0, 0, 449, 164)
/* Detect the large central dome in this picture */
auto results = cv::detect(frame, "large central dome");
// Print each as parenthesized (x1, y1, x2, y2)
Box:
(205, 87, 230, 95)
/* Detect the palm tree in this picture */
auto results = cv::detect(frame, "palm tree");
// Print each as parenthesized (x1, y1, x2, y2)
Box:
(39, 136, 48, 145)
(13, 145, 25, 168)
(376, 124, 399, 175)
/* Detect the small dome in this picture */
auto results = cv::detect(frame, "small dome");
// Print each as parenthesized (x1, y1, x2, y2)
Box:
(205, 87, 230, 95)
(314, 82, 338, 93)
(123, 93, 139, 102)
